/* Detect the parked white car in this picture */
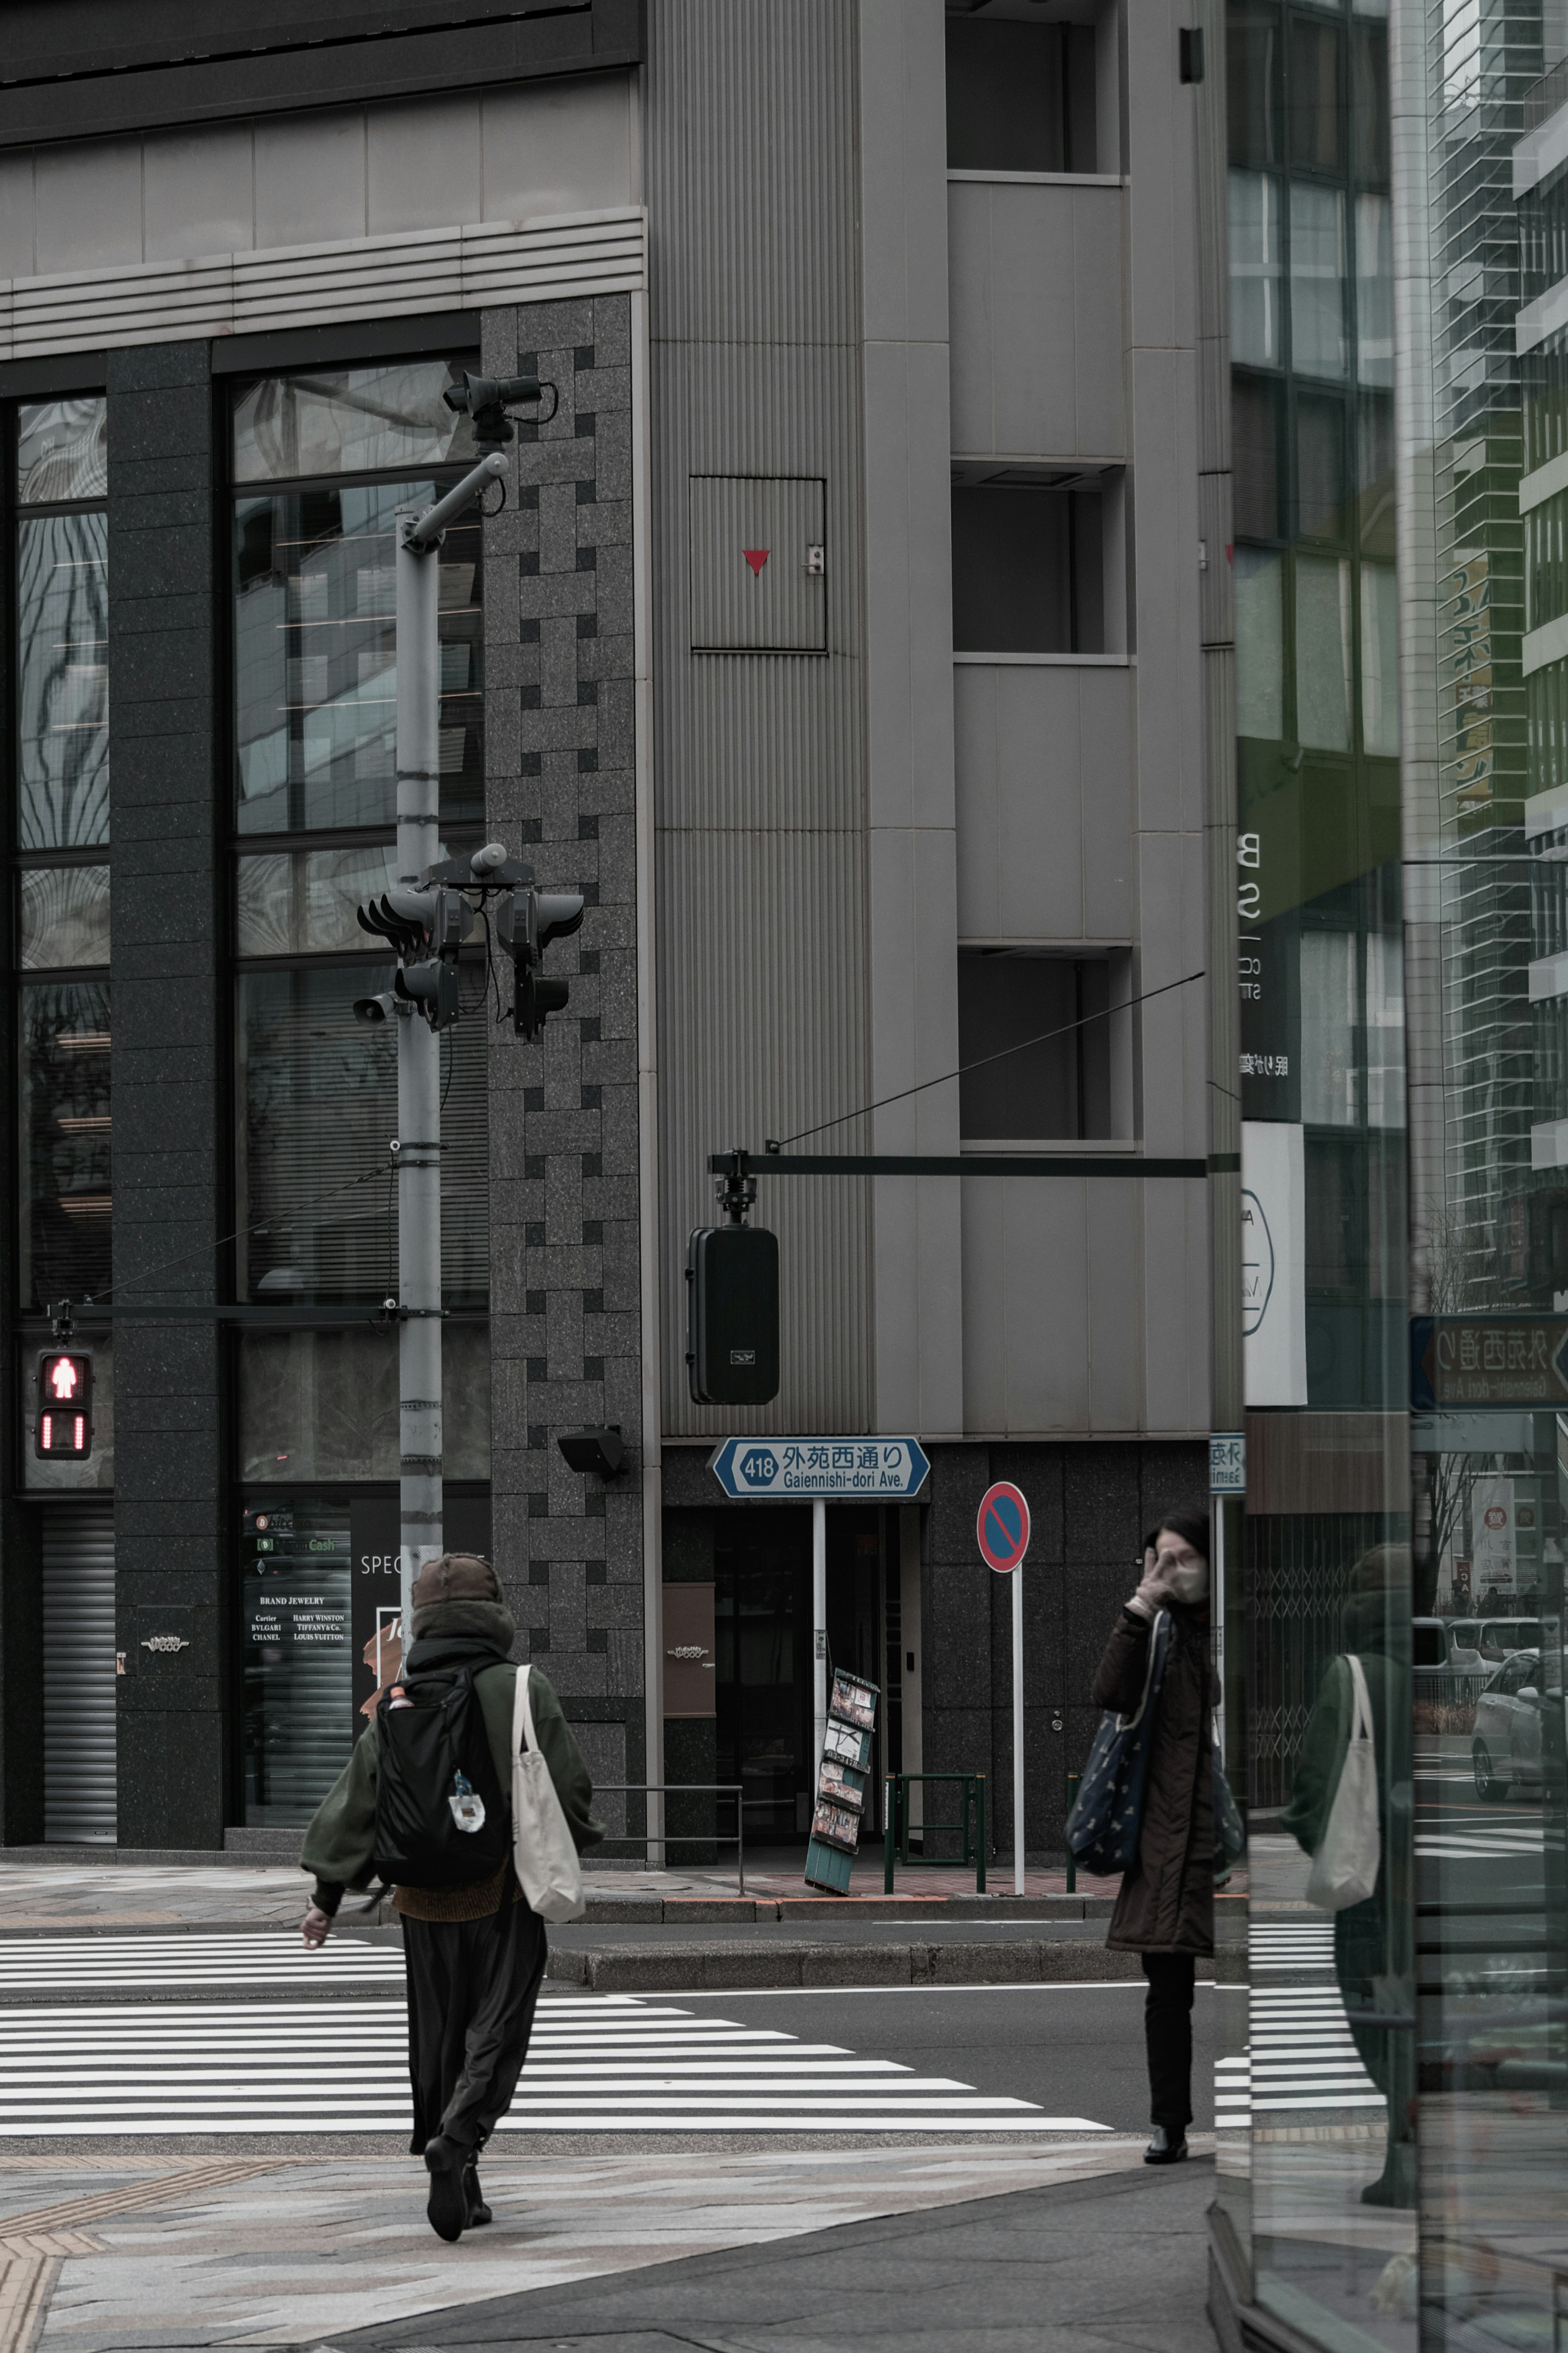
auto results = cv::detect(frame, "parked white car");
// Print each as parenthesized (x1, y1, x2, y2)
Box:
(1472, 1650, 1546, 1800)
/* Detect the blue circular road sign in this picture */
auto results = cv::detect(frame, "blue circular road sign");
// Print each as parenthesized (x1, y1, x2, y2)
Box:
(976, 1481, 1031, 1574)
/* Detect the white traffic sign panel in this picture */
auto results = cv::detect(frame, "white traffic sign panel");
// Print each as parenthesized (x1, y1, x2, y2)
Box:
(709, 1437, 931, 1501)
(977, 1481, 1031, 1574)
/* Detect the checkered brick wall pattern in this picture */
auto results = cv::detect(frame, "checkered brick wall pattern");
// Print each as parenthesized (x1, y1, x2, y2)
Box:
(481, 295, 643, 1809)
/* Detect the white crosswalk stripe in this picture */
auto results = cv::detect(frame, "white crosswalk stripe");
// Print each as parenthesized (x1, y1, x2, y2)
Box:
(0, 1992, 1109, 2136)
(0, 1934, 403, 1991)
(1416, 1826, 1547, 1860)
(1216, 1923, 1382, 2125)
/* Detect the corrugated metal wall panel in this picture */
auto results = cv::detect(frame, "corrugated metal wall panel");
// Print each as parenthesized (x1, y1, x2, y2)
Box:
(42, 1501, 116, 1845)
(645, 0, 860, 346)
(659, 829, 871, 1436)
(648, 0, 871, 1435)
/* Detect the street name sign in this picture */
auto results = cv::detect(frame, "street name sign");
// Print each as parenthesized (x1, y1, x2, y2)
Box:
(709, 1437, 931, 1500)
(1410, 1316, 1568, 1411)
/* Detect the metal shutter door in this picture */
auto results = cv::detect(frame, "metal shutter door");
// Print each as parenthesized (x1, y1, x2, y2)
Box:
(43, 1501, 116, 1844)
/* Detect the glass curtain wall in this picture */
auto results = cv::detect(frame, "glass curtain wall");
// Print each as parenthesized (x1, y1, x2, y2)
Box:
(1229, 0, 1419, 2342)
(1224, 0, 1568, 2345)
(229, 360, 492, 1820)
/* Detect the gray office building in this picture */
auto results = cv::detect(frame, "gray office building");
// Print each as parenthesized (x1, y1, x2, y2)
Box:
(0, 0, 1214, 1862)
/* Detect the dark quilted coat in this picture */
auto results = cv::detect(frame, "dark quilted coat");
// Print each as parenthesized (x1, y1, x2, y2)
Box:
(1091, 1604, 1216, 1956)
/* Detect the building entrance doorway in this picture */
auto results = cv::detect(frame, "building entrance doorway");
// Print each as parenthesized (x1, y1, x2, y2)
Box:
(664, 1500, 898, 1849)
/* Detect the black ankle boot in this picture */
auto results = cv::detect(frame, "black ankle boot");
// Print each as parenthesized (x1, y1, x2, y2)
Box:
(1144, 2126, 1189, 2165)
(465, 2160, 492, 2226)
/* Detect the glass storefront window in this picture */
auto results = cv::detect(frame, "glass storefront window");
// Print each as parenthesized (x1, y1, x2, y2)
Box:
(234, 481, 483, 836)
(20, 980, 110, 1311)
(234, 964, 488, 1306)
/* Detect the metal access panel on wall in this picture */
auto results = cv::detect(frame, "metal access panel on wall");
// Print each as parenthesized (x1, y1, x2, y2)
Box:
(43, 1501, 116, 1844)
(690, 476, 826, 651)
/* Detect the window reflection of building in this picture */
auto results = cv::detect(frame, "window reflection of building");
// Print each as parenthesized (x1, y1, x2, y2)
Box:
(13, 397, 111, 1323)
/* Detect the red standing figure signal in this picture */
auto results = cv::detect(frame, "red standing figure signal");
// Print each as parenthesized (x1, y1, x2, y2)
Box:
(36, 1352, 92, 1458)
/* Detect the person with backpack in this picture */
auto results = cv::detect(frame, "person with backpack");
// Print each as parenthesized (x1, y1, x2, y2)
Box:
(1090, 1511, 1217, 2166)
(298, 1553, 602, 2240)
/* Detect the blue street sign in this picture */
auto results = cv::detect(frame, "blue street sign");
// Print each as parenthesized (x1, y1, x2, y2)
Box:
(709, 1436, 931, 1501)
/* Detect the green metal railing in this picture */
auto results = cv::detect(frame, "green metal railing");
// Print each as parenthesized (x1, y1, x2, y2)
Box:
(883, 1773, 987, 1894)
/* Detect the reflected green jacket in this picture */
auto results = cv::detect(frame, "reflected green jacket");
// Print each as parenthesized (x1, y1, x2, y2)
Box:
(1281, 1646, 1411, 1907)
(300, 1662, 603, 1912)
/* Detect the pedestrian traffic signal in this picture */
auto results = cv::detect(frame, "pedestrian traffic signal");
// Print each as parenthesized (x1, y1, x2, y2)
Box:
(497, 884, 585, 1039)
(686, 1225, 780, 1405)
(36, 1352, 92, 1457)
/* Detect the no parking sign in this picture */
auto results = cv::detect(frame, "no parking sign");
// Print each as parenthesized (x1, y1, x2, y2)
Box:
(976, 1481, 1031, 1574)
(977, 1481, 1030, 1896)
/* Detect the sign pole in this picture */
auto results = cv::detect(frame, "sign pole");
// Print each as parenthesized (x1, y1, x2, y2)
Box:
(976, 1479, 1032, 1899)
(812, 1496, 827, 1781)
(1011, 1561, 1024, 1897)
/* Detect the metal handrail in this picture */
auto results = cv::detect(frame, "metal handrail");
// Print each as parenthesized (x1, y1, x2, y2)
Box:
(883, 1773, 987, 1895)
(592, 1782, 746, 1895)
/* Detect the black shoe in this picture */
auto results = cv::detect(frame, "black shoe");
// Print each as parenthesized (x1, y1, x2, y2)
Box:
(465, 2161, 492, 2227)
(1144, 2127, 1189, 2165)
(424, 2135, 468, 2241)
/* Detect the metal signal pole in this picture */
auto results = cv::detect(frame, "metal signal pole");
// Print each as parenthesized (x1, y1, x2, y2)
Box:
(393, 452, 507, 1631)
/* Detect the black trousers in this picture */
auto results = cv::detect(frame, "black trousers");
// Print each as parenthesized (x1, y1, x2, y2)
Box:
(402, 1895, 547, 2155)
(1141, 1950, 1196, 2135)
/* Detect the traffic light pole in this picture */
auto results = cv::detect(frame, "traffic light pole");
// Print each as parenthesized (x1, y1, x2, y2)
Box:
(394, 453, 506, 1633)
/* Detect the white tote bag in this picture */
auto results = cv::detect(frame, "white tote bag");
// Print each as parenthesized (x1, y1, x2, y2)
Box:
(510, 1666, 586, 1923)
(1305, 1652, 1380, 1913)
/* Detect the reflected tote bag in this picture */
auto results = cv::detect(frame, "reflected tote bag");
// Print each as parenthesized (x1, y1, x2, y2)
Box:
(510, 1666, 587, 1923)
(1065, 1611, 1172, 1875)
(1305, 1652, 1381, 1913)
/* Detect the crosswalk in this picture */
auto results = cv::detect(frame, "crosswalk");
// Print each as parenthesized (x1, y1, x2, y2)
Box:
(0, 1990, 1109, 2136)
(1216, 1922, 1382, 2127)
(1416, 1824, 1547, 1862)
(0, 1934, 404, 1993)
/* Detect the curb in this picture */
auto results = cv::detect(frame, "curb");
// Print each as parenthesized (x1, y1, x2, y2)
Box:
(545, 1938, 1144, 1992)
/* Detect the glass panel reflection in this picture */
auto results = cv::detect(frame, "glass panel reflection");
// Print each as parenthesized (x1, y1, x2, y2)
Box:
(18, 513, 108, 850)
(235, 964, 487, 1306)
(236, 1325, 490, 1482)
(20, 980, 110, 1312)
(236, 843, 405, 957)
(232, 361, 476, 483)
(16, 398, 107, 504)
(234, 482, 482, 834)
(19, 865, 110, 969)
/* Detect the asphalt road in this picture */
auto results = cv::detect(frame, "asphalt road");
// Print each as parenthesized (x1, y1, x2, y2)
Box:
(656, 1979, 1235, 2134)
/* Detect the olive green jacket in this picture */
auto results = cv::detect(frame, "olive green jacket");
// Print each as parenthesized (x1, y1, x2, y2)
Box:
(301, 1662, 603, 1911)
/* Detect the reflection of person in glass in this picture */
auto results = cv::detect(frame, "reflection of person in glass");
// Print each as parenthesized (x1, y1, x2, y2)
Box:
(1283, 1541, 1414, 2208)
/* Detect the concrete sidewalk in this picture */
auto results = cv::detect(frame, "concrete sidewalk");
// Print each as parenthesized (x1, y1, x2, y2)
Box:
(321, 2152, 1219, 2353)
(1, 2141, 1214, 2351)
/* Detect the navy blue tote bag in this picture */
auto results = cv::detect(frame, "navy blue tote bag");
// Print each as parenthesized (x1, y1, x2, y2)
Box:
(1065, 1610, 1171, 1874)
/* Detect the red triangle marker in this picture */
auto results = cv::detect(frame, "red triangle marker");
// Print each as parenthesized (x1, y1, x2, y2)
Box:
(743, 548, 769, 576)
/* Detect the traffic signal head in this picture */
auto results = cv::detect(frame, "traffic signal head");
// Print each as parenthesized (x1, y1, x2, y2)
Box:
(497, 884, 584, 1039)
(685, 1226, 780, 1405)
(36, 1351, 93, 1457)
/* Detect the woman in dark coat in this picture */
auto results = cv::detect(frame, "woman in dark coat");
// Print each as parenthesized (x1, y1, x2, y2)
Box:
(1091, 1510, 1216, 2163)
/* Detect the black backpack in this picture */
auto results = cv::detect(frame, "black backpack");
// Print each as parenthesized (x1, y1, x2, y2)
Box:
(372, 1664, 511, 1889)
